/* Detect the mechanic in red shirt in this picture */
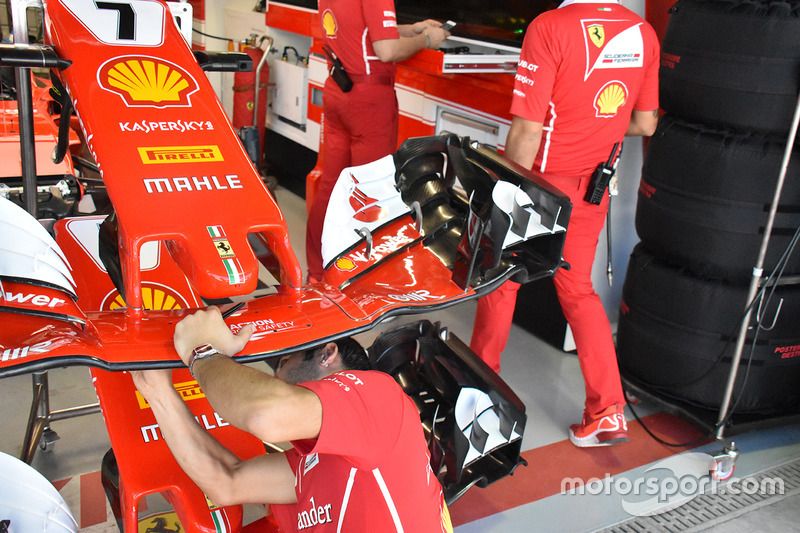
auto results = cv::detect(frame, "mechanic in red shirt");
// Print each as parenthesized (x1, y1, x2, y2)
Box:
(305, 0, 450, 282)
(132, 308, 452, 532)
(470, 0, 660, 447)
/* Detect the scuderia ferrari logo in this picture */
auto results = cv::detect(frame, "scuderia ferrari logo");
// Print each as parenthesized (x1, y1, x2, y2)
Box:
(588, 24, 604, 47)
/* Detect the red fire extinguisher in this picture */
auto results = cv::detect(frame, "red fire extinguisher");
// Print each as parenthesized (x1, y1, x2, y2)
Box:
(233, 36, 272, 167)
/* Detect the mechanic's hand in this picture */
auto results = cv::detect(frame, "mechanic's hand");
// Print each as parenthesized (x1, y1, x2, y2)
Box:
(173, 307, 254, 365)
(130, 369, 174, 402)
(423, 25, 450, 50)
(412, 19, 443, 33)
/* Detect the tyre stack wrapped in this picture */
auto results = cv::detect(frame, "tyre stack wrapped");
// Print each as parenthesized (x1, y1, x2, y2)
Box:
(616, 0, 800, 415)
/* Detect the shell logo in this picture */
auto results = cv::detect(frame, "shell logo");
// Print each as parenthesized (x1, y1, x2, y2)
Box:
(103, 283, 190, 311)
(334, 256, 357, 272)
(322, 10, 337, 37)
(594, 81, 628, 117)
(98, 56, 199, 108)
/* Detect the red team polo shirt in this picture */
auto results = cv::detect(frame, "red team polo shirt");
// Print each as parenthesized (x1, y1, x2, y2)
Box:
(271, 371, 452, 532)
(511, 0, 660, 176)
(318, 0, 400, 78)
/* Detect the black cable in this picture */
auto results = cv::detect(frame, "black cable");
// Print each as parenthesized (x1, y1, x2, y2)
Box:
(620, 278, 755, 395)
(626, 399, 713, 448)
(625, 322, 736, 391)
(192, 28, 234, 43)
(721, 225, 798, 422)
(629, 223, 800, 447)
(716, 224, 800, 430)
(282, 46, 304, 63)
(629, 225, 800, 395)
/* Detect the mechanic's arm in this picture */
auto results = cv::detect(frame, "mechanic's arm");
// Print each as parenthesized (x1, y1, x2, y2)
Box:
(131, 369, 297, 506)
(398, 19, 441, 38)
(171, 308, 324, 444)
(373, 21, 449, 63)
(626, 109, 659, 137)
(504, 115, 544, 170)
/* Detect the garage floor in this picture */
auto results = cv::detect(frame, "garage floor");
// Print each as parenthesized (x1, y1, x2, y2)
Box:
(1, 185, 799, 532)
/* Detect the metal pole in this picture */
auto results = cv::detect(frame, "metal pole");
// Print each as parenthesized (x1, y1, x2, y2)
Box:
(12, 0, 46, 465)
(9, 0, 100, 463)
(15, 67, 37, 216)
(11, 0, 40, 218)
(715, 87, 800, 440)
(251, 36, 273, 128)
(21, 372, 48, 463)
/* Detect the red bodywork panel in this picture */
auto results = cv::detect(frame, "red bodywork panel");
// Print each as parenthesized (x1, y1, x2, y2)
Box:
(43, 0, 302, 305)
(0, 3, 557, 527)
(0, 0, 571, 378)
(91, 367, 267, 532)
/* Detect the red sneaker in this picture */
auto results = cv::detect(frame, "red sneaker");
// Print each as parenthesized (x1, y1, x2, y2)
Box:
(569, 404, 629, 447)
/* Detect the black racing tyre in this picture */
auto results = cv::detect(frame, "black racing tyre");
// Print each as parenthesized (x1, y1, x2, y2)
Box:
(659, 0, 800, 136)
(617, 243, 800, 414)
(636, 115, 800, 282)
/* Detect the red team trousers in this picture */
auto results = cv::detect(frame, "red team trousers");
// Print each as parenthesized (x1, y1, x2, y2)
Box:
(471, 172, 626, 417)
(305, 79, 398, 280)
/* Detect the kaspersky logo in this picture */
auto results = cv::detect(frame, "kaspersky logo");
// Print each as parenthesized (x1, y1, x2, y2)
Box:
(594, 81, 628, 117)
(98, 56, 199, 108)
(138, 145, 224, 164)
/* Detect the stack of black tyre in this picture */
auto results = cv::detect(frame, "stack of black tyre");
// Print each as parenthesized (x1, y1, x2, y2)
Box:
(616, 0, 800, 416)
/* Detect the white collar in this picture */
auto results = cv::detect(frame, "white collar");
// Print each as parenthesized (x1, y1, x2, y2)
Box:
(559, 0, 619, 8)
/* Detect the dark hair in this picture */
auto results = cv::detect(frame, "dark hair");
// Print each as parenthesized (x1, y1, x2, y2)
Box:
(302, 336, 370, 370)
(335, 336, 371, 371)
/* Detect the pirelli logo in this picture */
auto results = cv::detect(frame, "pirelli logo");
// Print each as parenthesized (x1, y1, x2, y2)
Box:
(138, 145, 224, 164)
(135, 380, 206, 409)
